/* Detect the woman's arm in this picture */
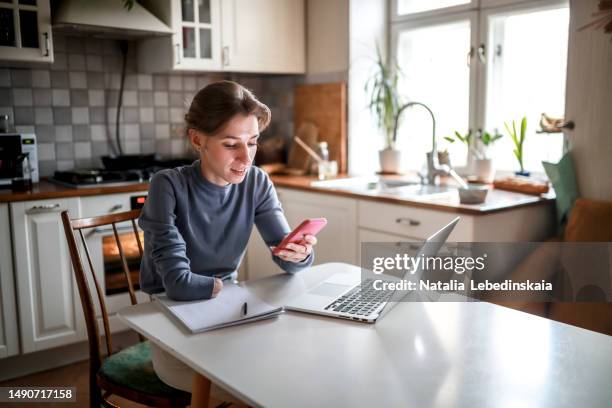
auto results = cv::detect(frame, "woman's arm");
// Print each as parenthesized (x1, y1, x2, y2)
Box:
(254, 171, 315, 273)
(139, 171, 219, 300)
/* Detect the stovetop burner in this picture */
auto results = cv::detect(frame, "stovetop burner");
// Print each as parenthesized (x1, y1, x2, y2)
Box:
(50, 159, 194, 188)
(52, 168, 154, 188)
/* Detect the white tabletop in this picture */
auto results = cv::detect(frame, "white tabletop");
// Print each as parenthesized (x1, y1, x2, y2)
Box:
(118, 263, 612, 408)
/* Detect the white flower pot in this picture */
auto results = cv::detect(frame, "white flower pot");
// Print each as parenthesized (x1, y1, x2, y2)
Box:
(379, 148, 401, 173)
(474, 158, 495, 183)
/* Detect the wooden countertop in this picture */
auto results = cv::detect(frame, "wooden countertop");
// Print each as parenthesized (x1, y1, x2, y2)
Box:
(0, 175, 553, 215)
(0, 180, 149, 203)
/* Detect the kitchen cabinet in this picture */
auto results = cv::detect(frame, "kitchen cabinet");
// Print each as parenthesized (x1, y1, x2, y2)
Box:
(0, 204, 19, 359)
(139, 0, 222, 71)
(220, 0, 305, 73)
(0, 0, 53, 63)
(245, 187, 555, 280)
(246, 188, 357, 280)
(358, 199, 554, 242)
(10, 198, 85, 353)
(138, 0, 304, 73)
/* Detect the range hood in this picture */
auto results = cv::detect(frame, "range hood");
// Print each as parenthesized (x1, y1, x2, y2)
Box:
(53, 0, 172, 39)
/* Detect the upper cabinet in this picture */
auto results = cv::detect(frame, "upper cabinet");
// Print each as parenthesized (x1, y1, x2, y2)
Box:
(220, 0, 305, 73)
(138, 0, 305, 74)
(0, 0, 53, 63)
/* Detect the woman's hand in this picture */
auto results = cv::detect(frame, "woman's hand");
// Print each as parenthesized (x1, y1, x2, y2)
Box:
(271, 234, 318, 263)
(211, 277, 223, 298)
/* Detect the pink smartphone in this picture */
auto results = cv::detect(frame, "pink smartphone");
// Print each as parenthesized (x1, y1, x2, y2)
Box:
(273, 218, 327, 255)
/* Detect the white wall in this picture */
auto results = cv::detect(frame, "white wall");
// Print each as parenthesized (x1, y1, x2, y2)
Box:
(565, 0, 612, 200)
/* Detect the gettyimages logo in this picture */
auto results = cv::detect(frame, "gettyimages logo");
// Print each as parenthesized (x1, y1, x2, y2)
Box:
(371, 253, 487, 275)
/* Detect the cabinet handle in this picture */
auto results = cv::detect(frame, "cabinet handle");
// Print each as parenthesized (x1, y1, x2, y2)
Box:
(43, 32, 50, 57)
(26, 203, 63, 214)
(109, 204, 123, 213)
(175, 43, 181, 65)
(222, 46, 230, 66)
(395, 217, 420, 227)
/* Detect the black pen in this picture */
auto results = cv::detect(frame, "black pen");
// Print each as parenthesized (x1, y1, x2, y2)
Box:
(242, 302, 248, 316)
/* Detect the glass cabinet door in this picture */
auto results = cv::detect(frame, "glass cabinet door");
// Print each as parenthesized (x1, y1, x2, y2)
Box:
(177, 0, 217, 68)
(0, 0, 52, 62)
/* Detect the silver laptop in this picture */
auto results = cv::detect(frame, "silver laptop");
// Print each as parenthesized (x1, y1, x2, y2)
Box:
(284, 217, 460, 323)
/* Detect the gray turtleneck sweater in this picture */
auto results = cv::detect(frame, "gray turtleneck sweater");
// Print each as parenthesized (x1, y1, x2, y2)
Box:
(138, 160, 313, 301)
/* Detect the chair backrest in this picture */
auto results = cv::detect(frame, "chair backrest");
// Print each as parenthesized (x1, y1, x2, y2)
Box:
(61, 209, 143, 375)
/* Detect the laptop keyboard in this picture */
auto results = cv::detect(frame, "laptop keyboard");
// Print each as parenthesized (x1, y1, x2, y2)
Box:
(324, 279, 393, 317)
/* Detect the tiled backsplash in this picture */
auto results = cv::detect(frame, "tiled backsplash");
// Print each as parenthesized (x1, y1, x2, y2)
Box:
(0, 35, 300, 177)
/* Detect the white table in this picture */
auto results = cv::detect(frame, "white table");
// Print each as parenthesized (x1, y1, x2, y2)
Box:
(118, 263, 612, 407)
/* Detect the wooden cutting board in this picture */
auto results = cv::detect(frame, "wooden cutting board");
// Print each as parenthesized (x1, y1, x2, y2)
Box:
(293, 82, 347, 173)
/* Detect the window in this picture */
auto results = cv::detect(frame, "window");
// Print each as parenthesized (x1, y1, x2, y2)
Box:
(484, 6, 569, 172)
(391, 0, 570, 174)
(395, 17, 473, 168)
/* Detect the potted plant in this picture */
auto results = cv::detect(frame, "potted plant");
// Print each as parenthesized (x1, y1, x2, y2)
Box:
(365, 45, 403, 173)
(504, 116, 529, 176)
(474, 130, 503, 183)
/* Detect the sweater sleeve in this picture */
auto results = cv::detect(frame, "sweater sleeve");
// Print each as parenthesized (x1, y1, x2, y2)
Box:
(138, 171, 215, 300)
(254, 170, 314, 274)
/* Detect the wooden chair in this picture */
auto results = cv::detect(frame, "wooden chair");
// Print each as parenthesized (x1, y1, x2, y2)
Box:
(61, 209, 193, 408)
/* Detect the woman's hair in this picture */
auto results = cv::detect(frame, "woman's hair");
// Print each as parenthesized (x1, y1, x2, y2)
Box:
(185, 80, 271, 136)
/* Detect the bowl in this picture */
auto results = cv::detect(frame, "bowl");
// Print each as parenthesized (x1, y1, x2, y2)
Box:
(458, 184, 489, 204)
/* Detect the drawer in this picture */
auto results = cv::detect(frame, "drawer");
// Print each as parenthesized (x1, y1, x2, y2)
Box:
(358, 200, 473, 241)
(80, 193, 147, 219)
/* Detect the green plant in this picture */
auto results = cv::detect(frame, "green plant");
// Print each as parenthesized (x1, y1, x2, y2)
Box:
(365, 44, 403, 149)
(444, 130, 474, 146)
(122, 0, 135, 10)
(479, 131, 503, 146)
(444, 130, 479, 158)
(504, 117, 527, 173)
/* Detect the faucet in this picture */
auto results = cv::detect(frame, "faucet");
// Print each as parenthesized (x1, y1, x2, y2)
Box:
(392, 101, 452, 185)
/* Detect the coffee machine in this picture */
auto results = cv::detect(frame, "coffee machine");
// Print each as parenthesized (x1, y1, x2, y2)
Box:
(0, 133, 39, 188)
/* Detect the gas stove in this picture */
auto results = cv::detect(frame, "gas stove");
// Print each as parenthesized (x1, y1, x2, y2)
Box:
(51, 168, 155, 188)
(50, 158, 194, 189)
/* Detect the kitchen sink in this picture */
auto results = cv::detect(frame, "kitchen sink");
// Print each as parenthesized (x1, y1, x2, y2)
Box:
(311, 176, 456, 198)
(311, 176, 416, 191)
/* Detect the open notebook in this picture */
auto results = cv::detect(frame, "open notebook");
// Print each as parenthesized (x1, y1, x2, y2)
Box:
(153, 284, 283, 333)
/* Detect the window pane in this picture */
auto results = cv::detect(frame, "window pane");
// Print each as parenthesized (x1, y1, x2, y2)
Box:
(182, 27, 195, 58)
(198, 0, 210, 23)
(485, 7, 569, 173)
(199, 28, 211, 59)
(0, 8, 16, 47)
(396, 19, 471, 169)
(19, 0, 37, 5)
(19, 9, 38, 48)
(181, 0, 194, 22)
(398, 0, 469, 15)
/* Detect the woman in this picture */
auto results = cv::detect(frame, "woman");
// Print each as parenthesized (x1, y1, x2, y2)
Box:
(138, 80, 317, 393)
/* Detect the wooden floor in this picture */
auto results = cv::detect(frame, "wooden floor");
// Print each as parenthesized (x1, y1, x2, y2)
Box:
(0, 359, 247, 408)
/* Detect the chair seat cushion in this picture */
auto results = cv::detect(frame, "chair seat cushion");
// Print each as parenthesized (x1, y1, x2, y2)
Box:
(99, 341, 185, 398)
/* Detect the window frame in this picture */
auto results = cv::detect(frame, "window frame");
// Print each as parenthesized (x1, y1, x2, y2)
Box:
(390, 0, 570, 174)
(391, 0, 478, 23)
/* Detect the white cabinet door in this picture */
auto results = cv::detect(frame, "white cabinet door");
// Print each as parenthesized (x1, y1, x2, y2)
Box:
(11, 198, 85, 353)
(172, 0, 222, 70)
(246, 188, 357, 280)
(221, 0, 305, 73)
(138, 0, 222, 72)
(0, 204, 19, 359)
(0, 0, 53, 63)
